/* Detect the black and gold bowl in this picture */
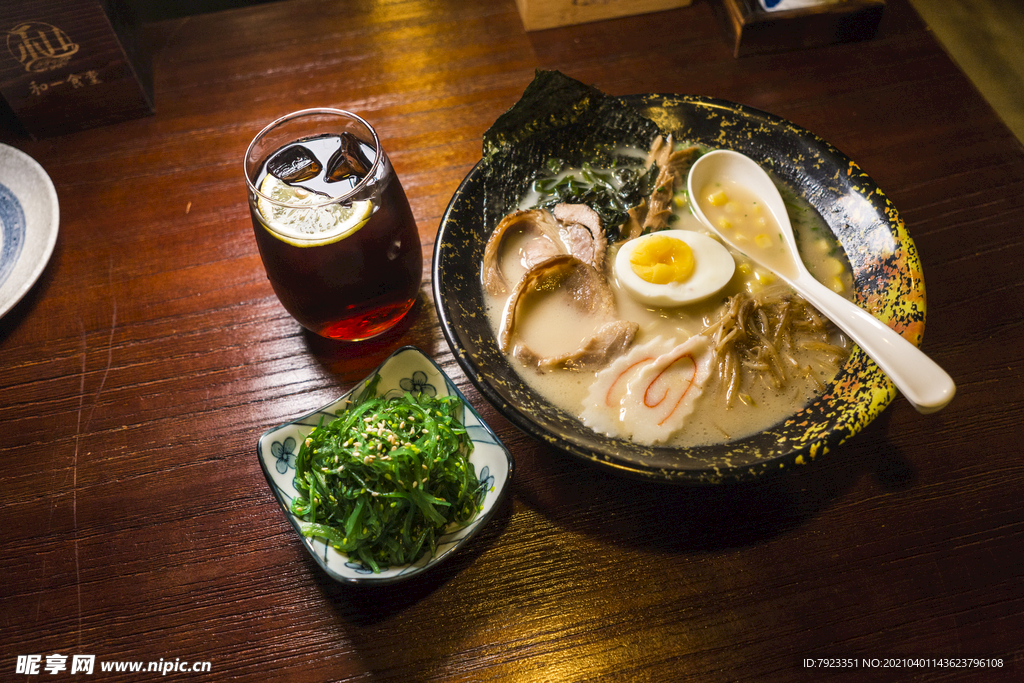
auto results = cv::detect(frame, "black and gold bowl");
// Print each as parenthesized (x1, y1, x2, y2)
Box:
(432, 74, 925, 484)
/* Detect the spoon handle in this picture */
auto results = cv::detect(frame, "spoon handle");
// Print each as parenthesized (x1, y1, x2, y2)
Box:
(794, 274, 955, 414)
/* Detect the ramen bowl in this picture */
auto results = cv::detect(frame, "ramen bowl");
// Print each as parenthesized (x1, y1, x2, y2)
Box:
(432, 83, 925, 485)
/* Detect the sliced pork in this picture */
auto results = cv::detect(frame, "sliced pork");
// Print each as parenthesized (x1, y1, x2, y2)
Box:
(497, 254, 637, 372)
(552, 202, 607, 271)
(483, 204, 611, 297)
(482, 209, 565, 296)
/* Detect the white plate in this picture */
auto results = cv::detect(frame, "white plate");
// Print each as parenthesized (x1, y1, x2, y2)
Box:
(0, 143, 59, 320)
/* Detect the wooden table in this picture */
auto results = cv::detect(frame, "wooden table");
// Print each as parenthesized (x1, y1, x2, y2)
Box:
(3, 0, 1022, 680)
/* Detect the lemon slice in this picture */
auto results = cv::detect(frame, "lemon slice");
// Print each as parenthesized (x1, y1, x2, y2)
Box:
(257, 174, 372, 246)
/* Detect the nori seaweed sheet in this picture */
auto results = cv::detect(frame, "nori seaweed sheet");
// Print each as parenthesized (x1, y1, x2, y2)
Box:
(479, 70, 664, 230)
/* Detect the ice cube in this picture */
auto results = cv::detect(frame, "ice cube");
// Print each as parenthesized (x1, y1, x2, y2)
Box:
(267, 144, 321, 182)
(325, 132, 374, 182)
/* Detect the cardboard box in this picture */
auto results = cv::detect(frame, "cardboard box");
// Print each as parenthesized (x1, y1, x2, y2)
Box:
(516, 0, 693, 31)
(716, 0, 885, 57)
(0, 0, 153, 138)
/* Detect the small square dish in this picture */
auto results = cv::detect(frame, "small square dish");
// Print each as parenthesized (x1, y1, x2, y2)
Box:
(257, 346, 514, 585)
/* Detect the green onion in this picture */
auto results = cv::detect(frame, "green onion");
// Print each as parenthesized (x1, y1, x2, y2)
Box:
(290, 383, 483, 573)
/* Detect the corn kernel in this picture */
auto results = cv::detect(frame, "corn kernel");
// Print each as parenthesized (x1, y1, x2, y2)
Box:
(823, 256, 844, 276)
(725, 201, 742, 214)
(755, 269, 776, 285)
(717, 217, 732, 230)
(828, 276, 845, 293)
(755, 233, 773, 249)
(708, 190, 728, 207)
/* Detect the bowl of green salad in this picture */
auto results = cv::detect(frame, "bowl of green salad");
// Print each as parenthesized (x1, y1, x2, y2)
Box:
(257, 346, 514, 585)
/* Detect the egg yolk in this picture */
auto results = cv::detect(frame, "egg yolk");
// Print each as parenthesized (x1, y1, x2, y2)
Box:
(629, 234, 695, 284)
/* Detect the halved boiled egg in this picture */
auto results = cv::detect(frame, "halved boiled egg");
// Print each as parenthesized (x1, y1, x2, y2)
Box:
(614, 230, 735, 306)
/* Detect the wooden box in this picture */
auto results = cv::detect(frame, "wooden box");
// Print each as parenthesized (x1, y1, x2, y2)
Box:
(716, 0, 885, 57)
(0, 0, 153, 139)
(515, 0, 693, 31)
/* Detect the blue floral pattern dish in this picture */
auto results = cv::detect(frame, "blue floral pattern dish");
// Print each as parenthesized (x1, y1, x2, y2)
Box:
(0, 182, 26, 289)
(0, 143, 59, 320)
(257, 346, 514, 585)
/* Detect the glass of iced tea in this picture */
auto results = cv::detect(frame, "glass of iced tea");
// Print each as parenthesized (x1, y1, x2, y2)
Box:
(244, 109, 422, 340)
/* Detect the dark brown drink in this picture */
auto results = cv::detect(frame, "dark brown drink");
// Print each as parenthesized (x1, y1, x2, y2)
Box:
(245, 111, 422, 340)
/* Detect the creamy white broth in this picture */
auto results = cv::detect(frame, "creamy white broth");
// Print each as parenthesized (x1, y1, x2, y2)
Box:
(506, 272, 604, 358)
(484, 155, 853, 448)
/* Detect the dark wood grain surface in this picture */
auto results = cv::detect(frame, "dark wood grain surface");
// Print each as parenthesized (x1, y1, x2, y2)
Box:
(2, 0, 1022, 680)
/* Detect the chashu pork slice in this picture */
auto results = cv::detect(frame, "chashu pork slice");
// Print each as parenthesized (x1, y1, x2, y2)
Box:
(483, 209, 564, 296)
(498, 254, 638, 373)
(552, 202, 607, 271)
(518, 320, 638, 373)
(483, 204, 609, 297)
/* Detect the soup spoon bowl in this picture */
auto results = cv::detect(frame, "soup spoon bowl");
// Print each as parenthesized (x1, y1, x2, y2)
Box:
(687, 149, 955, 415)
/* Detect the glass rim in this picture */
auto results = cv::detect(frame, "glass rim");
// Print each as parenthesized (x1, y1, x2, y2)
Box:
(244, 107, 383, 209)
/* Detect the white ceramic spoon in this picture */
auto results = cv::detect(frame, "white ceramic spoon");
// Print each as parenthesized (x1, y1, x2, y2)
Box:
(687, 149, 955, 414)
